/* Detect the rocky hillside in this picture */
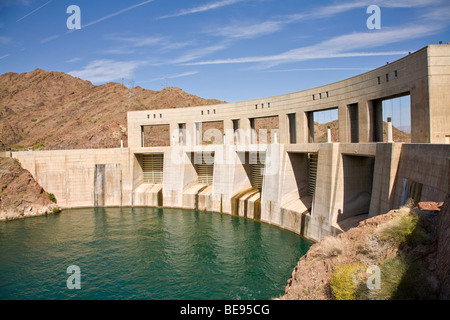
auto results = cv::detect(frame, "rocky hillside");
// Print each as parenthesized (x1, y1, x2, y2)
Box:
(0, 157, 60, 221)
(281, 199, 449, 300)
(313, 120, 411, 143)
(0, 69, 225, 151)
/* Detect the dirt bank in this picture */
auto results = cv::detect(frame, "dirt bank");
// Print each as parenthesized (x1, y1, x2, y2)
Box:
(282, 198, 449, 300)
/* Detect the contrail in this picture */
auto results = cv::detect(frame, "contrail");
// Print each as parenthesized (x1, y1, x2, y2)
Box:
(16, 0, 53, 22)
(81, 0, 154, 29)
(159, 0, 245, 19)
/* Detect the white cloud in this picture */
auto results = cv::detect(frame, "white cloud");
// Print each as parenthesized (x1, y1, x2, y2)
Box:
(171, 43, 230, 64)
(136, 71, 199, 84)
(0, 36, 12, 44)
(76, 0, 154, 30)
(66, 57, 81, 63)
(375, 0, 446, 8)
(204, 2, 365, 40)
(159, 0, 247, 19)
(265, 67, 374, 73)
(40, 34, 59, 44)
(0, 54, 10, 60)
(212, 20, 287, 39)
(102, 34, 195, 56)
(101, 48, 137, 55)
(68, 59, 145, 83)
(0, 0, 32, 7)
(184, 24, 439, 67)
(104, 34, 163, 47)
(206, 0, 447, 40)
(420, 3, 450, 21)
(160, 40, 198, 51)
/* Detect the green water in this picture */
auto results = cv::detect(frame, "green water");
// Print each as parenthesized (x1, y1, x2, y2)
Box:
(0, 207, 312, 300)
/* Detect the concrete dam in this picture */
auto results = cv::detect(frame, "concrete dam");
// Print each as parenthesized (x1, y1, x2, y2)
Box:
(8, 45, 450, 242)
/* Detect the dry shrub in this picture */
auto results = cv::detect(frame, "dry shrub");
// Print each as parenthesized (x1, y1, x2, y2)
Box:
(330, 262, 367, 300)
(312, 236, 343, 258)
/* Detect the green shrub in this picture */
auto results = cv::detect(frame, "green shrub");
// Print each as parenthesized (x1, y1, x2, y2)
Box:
(33, 142, 45, 150)
(379, 212, 423, 245)
(47, 192, 57, 203)
(361, 256, 435, 300)
(11, 145, 25, 151)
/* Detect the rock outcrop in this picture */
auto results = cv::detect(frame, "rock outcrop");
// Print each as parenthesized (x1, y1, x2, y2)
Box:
(0, 157, 60, 221)
(282, 199, 449, 300)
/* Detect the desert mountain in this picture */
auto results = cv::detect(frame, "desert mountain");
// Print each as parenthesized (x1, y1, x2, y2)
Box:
(313, 120, 411, 143)
(0, 157, 60, 220)
(0, 68, 225, 151)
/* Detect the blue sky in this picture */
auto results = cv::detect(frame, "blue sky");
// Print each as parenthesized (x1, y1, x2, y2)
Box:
(0, 0, 449, 103)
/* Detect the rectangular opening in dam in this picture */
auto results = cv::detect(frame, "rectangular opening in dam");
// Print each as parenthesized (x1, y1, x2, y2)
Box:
(338, 155, 375, 231)
(232, 151, 264, 219)
(192, 152, 214, 185)
(251, 116, 279, 144)
(142, 154, 164, 184)
(288, 113, 297, 144)
(249, 152, 265, 190)
(178, 123, 186, 146)
(232, 119, 239, 144)
(201, 121, 224, 145)
(308, 153, 318, 197)
(287, 152, 315, 201)
(306, 108, 339, 143)
(381, 94, 411, 143)
(239, 152, 265, 190)
(348, 103, 359, 143)
(141, 125, 170, 147)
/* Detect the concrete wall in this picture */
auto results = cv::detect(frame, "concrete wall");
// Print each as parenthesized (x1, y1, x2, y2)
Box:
(12, 148, 132, 208)
(10, 141, 449, 242)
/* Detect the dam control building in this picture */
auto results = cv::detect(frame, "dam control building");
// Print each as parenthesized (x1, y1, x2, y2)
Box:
(10, 44, 450, 241)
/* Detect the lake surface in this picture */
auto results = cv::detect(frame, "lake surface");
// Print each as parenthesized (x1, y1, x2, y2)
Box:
(0, 207, 312, 300)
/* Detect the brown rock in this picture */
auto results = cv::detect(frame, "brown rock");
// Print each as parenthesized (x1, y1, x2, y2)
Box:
(0, 157, 59, 221)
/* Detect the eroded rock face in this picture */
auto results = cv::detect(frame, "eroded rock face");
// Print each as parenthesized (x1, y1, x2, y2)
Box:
(0, 157, 60, 221)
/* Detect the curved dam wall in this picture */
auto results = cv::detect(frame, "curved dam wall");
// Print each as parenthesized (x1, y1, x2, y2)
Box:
(9, 142, 450, 242)
(7, 44, 450, 242)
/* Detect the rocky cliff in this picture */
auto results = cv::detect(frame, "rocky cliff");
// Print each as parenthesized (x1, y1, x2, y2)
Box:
(0, 157, 60, 221)
(282, 199, 449, 300)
